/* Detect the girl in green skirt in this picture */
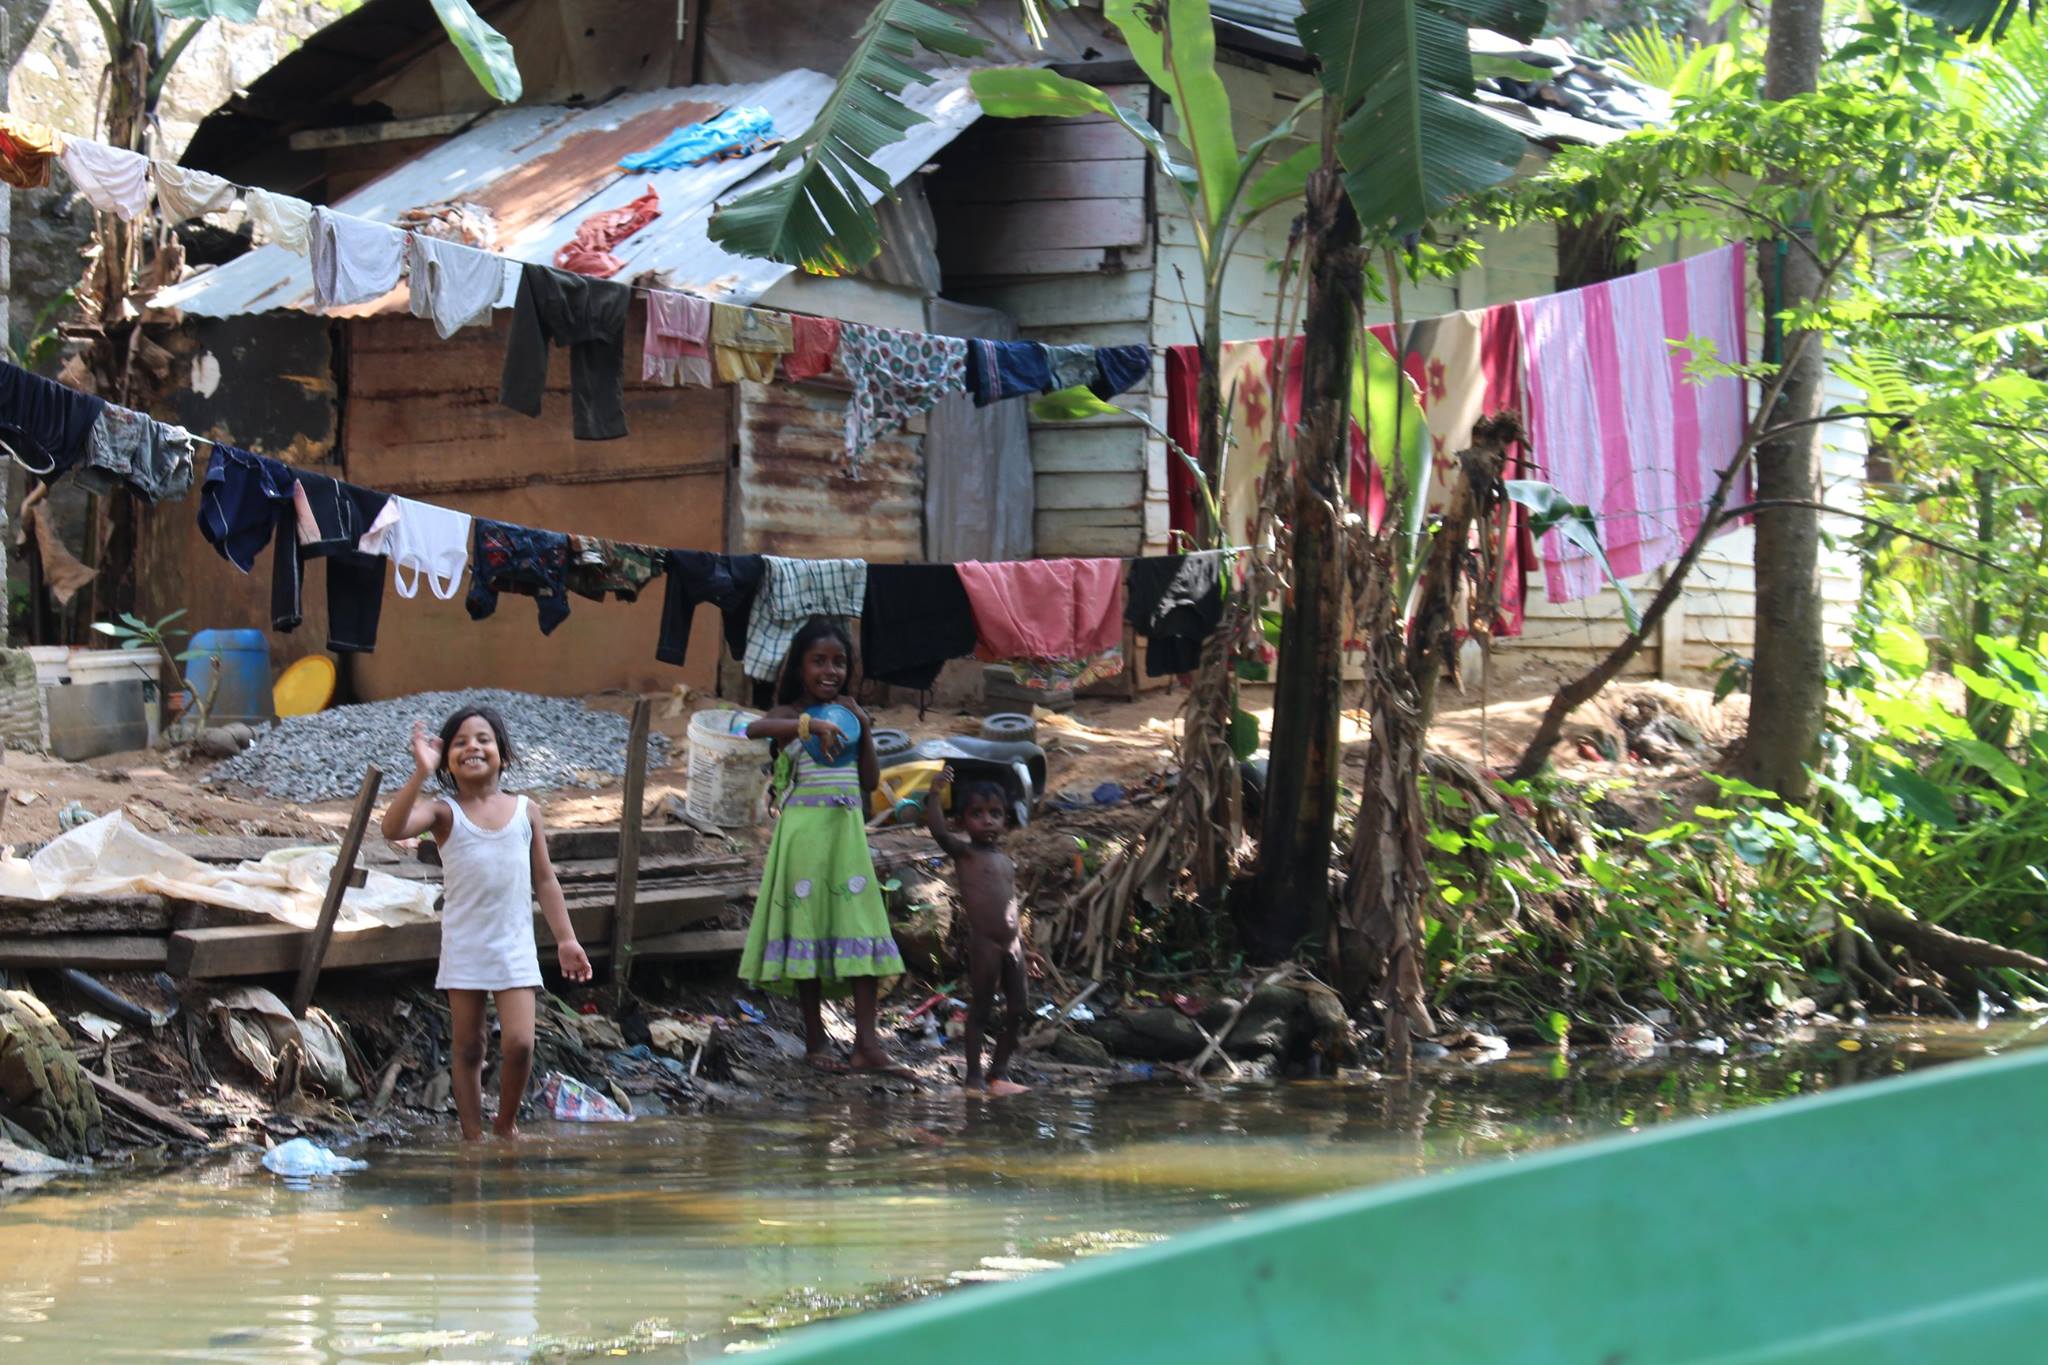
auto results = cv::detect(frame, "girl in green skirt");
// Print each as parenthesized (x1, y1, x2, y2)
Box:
(739, 617, 909, 1073)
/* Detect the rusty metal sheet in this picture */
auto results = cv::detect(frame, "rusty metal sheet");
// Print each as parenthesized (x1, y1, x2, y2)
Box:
(734, 380, 923, 563)
(155, 68, 983, 319)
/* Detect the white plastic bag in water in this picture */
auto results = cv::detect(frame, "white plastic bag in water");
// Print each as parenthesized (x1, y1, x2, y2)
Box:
(261, 1137, 367, 1177)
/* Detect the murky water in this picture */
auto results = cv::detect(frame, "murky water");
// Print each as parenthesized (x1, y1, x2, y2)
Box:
(4, 1018, 2037, 1361)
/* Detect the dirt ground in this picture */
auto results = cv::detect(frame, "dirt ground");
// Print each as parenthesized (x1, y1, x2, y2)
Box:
(0, 666, 1749, 852)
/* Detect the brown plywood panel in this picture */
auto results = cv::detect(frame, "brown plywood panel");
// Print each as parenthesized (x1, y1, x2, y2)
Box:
(347, 474, 727, 702)
(346, 314, 728, 493)
(933, 157, 1147, 204)
(936, 196, 1149, 253)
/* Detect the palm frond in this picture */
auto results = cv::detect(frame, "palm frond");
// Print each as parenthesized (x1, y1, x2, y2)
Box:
(708, 0, 985, 274)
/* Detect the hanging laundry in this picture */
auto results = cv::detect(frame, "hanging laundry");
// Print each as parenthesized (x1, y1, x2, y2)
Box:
(0, 116, 61, 190)
(565, 535, 665, 603)
(499, 263, 633, 441)
(709, 304, 792, 384)
(743, 556, 867, 683)
(17, 496, 96, 606)
(657, 551, 765, 667)
(246, 188, 312, 254)
(839, 323, 967, 475)
(928, 301, 1035, 564)
(964, 339, 1052, 407)
(76, 405, 197, 503)
(783, 315, 841, 383)
(309, 208, 406, 309)
(1368, 304, 1530, 637)
(1089, 344, 1150, 401)
(151, 162, 235, 224)
(1516, 244, 1750, 603)
(861, 563, 978, 693)
(554, 184, 660, 278)
(1125, 552, 1226, 678)
(466, 519, 573, 635)
(0, 360, 106, 480)
(1043, 345, 1097, 393)
(275, 469, 391, 655)
(957, 558, 1125, 690)
(644, 291, 712, 386)
(405, 233, 508, 339)
(1163, 338, 1382, 547)
(620, 107, 775, 172)
(198, 445, 296, 573)
(361, 497, 471, 601)
(59, 138, 150, 220)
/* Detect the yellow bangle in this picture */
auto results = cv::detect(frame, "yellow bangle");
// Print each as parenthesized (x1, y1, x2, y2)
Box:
(796, 714, 811, 742)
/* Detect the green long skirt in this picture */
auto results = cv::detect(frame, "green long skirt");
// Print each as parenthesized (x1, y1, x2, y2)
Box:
(738, 801, 905, 998)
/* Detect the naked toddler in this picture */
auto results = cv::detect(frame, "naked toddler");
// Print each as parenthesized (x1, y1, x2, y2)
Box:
(923, 767, 1030, 1095)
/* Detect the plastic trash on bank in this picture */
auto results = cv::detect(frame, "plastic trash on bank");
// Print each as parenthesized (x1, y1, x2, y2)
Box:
(262, 1137, 367, 1177)
(540, 1072, 633, 1123)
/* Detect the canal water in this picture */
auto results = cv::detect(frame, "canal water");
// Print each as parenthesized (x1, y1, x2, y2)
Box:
(2, 1019, 2032, 1360)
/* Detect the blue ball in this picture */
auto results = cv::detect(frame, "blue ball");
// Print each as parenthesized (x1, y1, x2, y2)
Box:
(803, 703, 861, 767)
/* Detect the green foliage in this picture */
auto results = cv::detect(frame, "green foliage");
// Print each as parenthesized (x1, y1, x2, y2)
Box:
(424, 0, 523, 103)
(705, 0, 985, 274)
(1106, 0, 1239, 224)
(1297, 0, 1543, 236)
(1504, 480, 1641, 630)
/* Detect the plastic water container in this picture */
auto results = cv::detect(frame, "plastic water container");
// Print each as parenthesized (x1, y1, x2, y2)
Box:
(686, 709, 771, 828)
(184, 628, 274, 726)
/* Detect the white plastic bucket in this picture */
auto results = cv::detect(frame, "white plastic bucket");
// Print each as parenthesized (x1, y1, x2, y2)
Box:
(686, 709, 771, 828)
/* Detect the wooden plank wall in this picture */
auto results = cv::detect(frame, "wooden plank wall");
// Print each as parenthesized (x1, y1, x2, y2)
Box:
(340, 310, 731, 701)
(932, 83, 1155, 559)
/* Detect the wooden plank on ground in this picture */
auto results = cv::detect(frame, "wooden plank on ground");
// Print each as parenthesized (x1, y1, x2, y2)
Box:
(547, 824, 697, 863)
(630, 929, 749, 961)
(0, 895, 170, 936)
(85, 1070, 210, 1143)
(170, 889, 726, 978)
(0, 935, 169, 970)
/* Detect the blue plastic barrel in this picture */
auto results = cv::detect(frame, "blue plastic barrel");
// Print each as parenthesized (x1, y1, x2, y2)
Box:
(184, 628, 274, 725)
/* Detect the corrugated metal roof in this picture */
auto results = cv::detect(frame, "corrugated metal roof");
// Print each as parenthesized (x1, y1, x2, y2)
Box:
(153, 68, 982, 318)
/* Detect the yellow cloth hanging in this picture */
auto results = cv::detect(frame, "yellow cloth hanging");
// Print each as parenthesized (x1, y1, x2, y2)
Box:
(0, 115, 63, 191)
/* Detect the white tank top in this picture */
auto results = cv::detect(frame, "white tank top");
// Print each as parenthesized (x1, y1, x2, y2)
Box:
(434, 795, 543, 991)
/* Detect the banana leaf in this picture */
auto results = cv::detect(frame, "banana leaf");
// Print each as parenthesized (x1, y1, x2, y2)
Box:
(707, 0, 985, 274)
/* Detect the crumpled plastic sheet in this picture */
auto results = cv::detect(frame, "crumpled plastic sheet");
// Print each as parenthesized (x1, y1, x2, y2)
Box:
(262, 1136, 366, 1177)
(209, 984, 358, 1099)
(540, 1071, 633, 1122)
(0, 812, 438, 931)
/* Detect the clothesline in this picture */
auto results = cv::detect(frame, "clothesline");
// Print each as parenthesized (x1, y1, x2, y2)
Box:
(3, 116, 1148, 383)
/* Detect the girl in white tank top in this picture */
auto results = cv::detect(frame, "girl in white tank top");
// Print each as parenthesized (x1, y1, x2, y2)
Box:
(380, 706, 592, 1140)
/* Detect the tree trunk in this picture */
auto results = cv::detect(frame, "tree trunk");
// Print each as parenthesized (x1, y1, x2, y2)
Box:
(1741, 0, 1829, 801)
(1253, 163, 1360, 956)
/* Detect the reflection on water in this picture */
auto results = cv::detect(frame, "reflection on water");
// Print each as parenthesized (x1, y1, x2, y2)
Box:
(2, 1019, 2033, 1360)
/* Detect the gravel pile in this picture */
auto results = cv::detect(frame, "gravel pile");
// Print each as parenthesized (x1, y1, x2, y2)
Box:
(204, 689, 670, 802)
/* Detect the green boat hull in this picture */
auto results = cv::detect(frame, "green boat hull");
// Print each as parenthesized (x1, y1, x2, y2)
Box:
(766, 1048, 2048, 1362)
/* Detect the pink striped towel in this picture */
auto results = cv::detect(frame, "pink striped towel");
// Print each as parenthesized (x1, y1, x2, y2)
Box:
(1516, 244, 1750, 603)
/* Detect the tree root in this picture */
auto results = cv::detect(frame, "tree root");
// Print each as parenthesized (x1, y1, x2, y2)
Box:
(1858, 904, 2048, 978)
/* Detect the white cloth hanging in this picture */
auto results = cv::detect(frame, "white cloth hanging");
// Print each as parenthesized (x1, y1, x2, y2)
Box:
(309, 207, 406, 308)
(406, 233, 510, 338)
(151, 162, 235, 224)
(246, 189, 312, 254)
(60, 138, 150, 220)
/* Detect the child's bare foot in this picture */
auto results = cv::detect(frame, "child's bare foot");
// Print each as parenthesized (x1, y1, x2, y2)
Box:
(850, 1044, 916, 1078)
(805, 1051, 850, 1073)
(985, 1078, 1031, 1096)
(492, 1120, 522, 1139)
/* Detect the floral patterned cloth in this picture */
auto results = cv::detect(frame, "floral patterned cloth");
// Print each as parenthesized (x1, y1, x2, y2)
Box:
(838, 323, 967, 476)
